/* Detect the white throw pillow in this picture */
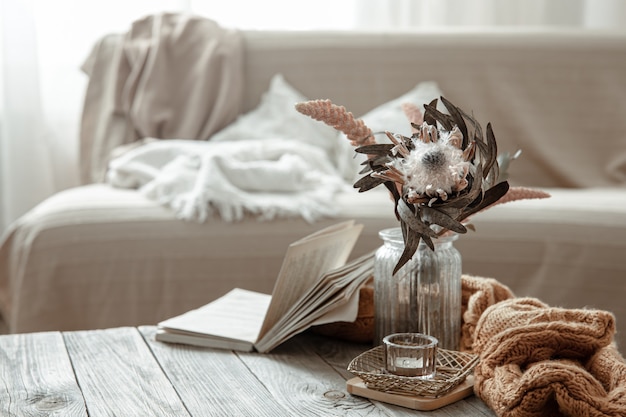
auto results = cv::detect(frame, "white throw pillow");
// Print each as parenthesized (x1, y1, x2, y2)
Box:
(210, 73, 339, 157)
(336, 81, 444, 182)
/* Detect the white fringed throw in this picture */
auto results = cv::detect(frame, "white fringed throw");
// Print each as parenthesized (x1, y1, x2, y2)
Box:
(107, 139, 348, 223)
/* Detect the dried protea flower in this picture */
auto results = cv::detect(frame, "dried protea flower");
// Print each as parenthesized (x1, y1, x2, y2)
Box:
(297, 95, 549, 274)
(354, 97, 516, 273)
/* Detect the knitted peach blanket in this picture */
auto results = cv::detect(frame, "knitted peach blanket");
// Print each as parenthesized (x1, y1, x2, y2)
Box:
(462, 276, 626, 417)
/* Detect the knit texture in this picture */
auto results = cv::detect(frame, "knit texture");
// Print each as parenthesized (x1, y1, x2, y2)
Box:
(471, 297, 626, 417)
(460, 275, 515, 353)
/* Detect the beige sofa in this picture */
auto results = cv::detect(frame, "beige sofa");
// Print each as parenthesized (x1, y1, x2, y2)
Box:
(1, 19, 625, 349)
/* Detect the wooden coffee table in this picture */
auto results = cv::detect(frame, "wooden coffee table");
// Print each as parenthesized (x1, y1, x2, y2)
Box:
(0, 326, 494, 416)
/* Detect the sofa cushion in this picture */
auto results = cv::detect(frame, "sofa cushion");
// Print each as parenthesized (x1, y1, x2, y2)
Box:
(210, 73, 340, 158)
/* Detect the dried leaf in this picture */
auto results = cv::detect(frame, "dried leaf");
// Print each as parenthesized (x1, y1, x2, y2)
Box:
(355, 143, 394, 156)
(358, 165, 371, 175)
(393, 233, 417, 274)
(354, 175, 385, 192)
(394, 221, 435, 274)
(481, 181, 510, 209)
(424, 102, 454, 131)
(461, 107, 482, 151)
(459, 181, 510, 221)
(423, 98, 439, 126)
(482, 123, 498, 179)
(441, 97, 469, 147)
(397, 200, 439, 239)
(421, 206, 467, 234)
(384, 181, 402, 205)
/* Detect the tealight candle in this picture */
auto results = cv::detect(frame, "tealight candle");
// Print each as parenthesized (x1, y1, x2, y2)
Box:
(383, 333, 437, 378)
(395, 357, 424, 368)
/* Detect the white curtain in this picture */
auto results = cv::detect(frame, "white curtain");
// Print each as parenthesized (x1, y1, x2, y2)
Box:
(354, 0, 626, 29)
(1, 0, 624, 233)
(0, 0, 194, 233)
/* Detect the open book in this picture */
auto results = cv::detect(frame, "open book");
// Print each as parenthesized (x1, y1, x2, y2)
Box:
(155, 220, 374, 353)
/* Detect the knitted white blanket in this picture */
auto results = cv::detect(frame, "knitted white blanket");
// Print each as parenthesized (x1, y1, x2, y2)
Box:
(106, 139, 348, 223)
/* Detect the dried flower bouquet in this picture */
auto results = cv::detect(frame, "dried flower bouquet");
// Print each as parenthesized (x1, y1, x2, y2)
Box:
(296, 97, 549, 274)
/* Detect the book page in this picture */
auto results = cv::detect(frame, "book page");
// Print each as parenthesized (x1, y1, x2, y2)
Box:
(254, 252, 374, 353)
(267, 251, 373, 333)
(309, 282, 362, 326)
(155, 329, 257, 352)
(157, 288, 271, 346)
(257, 221, 363, 341)
(308, 272, 372, 326)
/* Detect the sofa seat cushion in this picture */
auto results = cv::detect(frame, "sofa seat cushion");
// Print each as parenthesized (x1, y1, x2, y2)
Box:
(0, 184, 397, 333)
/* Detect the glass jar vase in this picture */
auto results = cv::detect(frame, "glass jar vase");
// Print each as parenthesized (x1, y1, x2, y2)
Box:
(373, 227, 462, 350)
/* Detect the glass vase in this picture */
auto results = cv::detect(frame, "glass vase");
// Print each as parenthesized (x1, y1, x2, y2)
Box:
(373, 227, 462, 350)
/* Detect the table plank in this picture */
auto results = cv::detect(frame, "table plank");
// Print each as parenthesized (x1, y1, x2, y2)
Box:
(139, 326, 293, 417)
(63, 327, 191, 417)
(0, 331, 87, 417)
(237, 335, 389, 417)
(300, 334, 423, 417)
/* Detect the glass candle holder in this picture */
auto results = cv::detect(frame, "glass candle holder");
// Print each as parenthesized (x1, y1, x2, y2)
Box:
(383, 333, 438, 378)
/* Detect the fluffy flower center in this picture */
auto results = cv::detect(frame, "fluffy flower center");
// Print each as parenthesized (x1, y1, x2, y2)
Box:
(393, 139, 470, 202)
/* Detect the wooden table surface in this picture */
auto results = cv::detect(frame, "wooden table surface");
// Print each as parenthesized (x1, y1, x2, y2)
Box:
(0, 326, 495, 416)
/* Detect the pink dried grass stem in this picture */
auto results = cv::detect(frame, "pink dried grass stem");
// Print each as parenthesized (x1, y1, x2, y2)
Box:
(295, 99, 375, 146)
(495, 186, 551, 206)
(401, 102, 424, 133)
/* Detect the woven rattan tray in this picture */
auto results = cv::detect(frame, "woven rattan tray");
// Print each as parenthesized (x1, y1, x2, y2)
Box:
(347, 345, 479, 398)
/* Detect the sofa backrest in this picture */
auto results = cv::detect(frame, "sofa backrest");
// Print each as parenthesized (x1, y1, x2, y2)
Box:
(241, 29, 626, 188)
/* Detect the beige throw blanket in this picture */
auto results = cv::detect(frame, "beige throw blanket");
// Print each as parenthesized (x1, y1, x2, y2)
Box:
(80, 13, 243, 183)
